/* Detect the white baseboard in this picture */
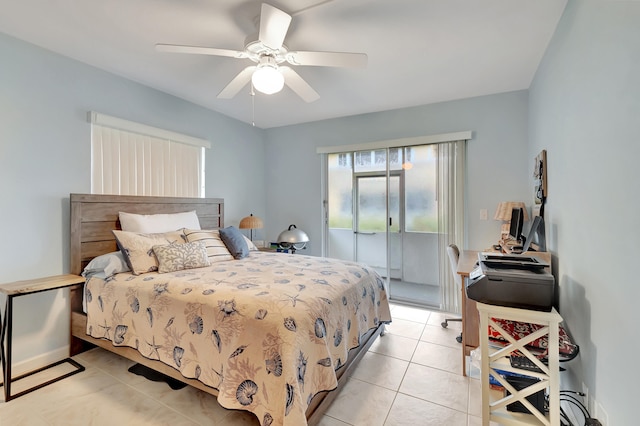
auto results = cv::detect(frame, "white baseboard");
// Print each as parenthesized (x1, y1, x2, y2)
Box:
(5, 345, 70, 380)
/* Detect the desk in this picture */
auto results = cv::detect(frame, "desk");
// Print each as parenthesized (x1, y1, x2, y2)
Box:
(1, 274, 86, 401)
(456, 250, 551, 376)
(456, 250, 481, 375)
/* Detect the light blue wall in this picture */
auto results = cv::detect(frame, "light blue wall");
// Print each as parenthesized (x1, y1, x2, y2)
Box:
(0, 33, 266, 366)
(264, 91, 531, 255)
(529, 1, 639, 423)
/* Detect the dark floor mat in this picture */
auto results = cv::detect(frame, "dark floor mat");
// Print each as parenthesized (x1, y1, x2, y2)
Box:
(127, 363, 187, 390)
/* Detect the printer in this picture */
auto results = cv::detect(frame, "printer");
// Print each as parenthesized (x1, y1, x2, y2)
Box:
(466, 253, 555, 311)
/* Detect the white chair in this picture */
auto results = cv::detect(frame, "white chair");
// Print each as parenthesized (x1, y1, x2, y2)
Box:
(441, 243, 462, 343)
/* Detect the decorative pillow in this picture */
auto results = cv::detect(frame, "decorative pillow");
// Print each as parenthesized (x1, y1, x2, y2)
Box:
(119, 210, 201, 233)
(153, 240, 210, 273)
(219, 226, 249, 259)
(183, 229, 234, 263)
(82, 251, 130, 279)
(113, 230, 186, 275)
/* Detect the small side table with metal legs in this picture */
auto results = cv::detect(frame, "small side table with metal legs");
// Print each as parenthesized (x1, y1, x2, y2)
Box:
(1, 274, 86, 402)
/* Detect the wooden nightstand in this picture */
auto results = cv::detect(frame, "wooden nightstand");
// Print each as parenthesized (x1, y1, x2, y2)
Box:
(0, 274, 86, 401)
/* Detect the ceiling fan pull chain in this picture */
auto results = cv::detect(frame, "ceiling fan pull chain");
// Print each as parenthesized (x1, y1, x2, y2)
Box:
(251, 84, 256, 127)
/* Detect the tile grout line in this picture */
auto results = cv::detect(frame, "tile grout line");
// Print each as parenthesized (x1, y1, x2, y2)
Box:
(376, 308, 477, 423)
(85, 356, 206, 425)
(66, 306, 473, 426)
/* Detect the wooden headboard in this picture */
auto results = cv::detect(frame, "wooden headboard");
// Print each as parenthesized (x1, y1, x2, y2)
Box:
(69, 194, 224, 275)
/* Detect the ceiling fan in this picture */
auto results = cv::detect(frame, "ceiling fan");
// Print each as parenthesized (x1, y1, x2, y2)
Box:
(156, 3, 367, 102)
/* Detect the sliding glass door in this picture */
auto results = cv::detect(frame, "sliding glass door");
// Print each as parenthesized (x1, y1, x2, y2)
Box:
(354, 174, 401, 279)
(326, 145, 442, 307)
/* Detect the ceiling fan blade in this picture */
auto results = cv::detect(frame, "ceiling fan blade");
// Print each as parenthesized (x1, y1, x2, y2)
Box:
(217, 66, 256, 99)
(258, 3, 292, 50)
(156, 44, 247, 59)
(280, 66, 320, 103)
(286, 51, 368, 68)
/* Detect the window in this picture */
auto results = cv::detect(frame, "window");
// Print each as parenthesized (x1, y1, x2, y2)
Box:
(337, 153, 350, 168)
(329, 146, 436, 233)
(327, 153, 353, 229)
(89, 112, 208, 197)
(404, 145, 438, 233)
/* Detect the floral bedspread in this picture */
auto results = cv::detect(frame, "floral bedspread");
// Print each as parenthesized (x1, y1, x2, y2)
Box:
(85, 251, 392, 426)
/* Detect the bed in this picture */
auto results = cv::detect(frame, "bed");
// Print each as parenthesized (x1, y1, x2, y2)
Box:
(68, 193, 391, 426)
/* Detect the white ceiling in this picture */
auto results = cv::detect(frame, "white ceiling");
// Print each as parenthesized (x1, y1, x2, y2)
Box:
(0, 0, 567, 129)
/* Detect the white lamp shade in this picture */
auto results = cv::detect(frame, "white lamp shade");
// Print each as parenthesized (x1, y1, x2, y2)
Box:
(252, 66, 285, 95)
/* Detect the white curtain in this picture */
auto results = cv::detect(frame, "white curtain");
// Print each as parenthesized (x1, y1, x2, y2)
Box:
(91, 123, 205, 197)
(437, 140, 466, 313)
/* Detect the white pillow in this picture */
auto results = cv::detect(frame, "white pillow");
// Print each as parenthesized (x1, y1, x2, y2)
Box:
(243, 235, 258, 251)
(119, 211, 201, 233)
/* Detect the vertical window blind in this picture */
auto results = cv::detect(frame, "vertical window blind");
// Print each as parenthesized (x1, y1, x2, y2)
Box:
(89, 112, 209, 197)
(437, 140, 465, 313)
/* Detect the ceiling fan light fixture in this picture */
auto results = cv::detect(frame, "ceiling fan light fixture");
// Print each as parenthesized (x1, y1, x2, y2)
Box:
(252, 56, 284, 95)
(159, 4, 368, 103)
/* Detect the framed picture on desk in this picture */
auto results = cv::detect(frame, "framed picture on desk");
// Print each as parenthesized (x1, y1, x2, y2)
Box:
(534, 150, 547, 206)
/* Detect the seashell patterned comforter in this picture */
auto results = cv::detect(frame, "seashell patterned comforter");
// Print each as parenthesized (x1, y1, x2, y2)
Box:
(85, 251, 392, 426)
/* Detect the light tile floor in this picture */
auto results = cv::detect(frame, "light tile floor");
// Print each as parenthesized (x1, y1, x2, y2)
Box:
(0, 303, 493, 425)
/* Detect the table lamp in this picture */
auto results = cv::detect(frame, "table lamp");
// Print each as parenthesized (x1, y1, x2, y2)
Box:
(239, 214, 263, 241)
(494, 202, 529, 242)
(277, 224, 309, 254)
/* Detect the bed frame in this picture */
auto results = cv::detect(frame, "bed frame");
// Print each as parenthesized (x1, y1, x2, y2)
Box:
(68, 193, 384, 425)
